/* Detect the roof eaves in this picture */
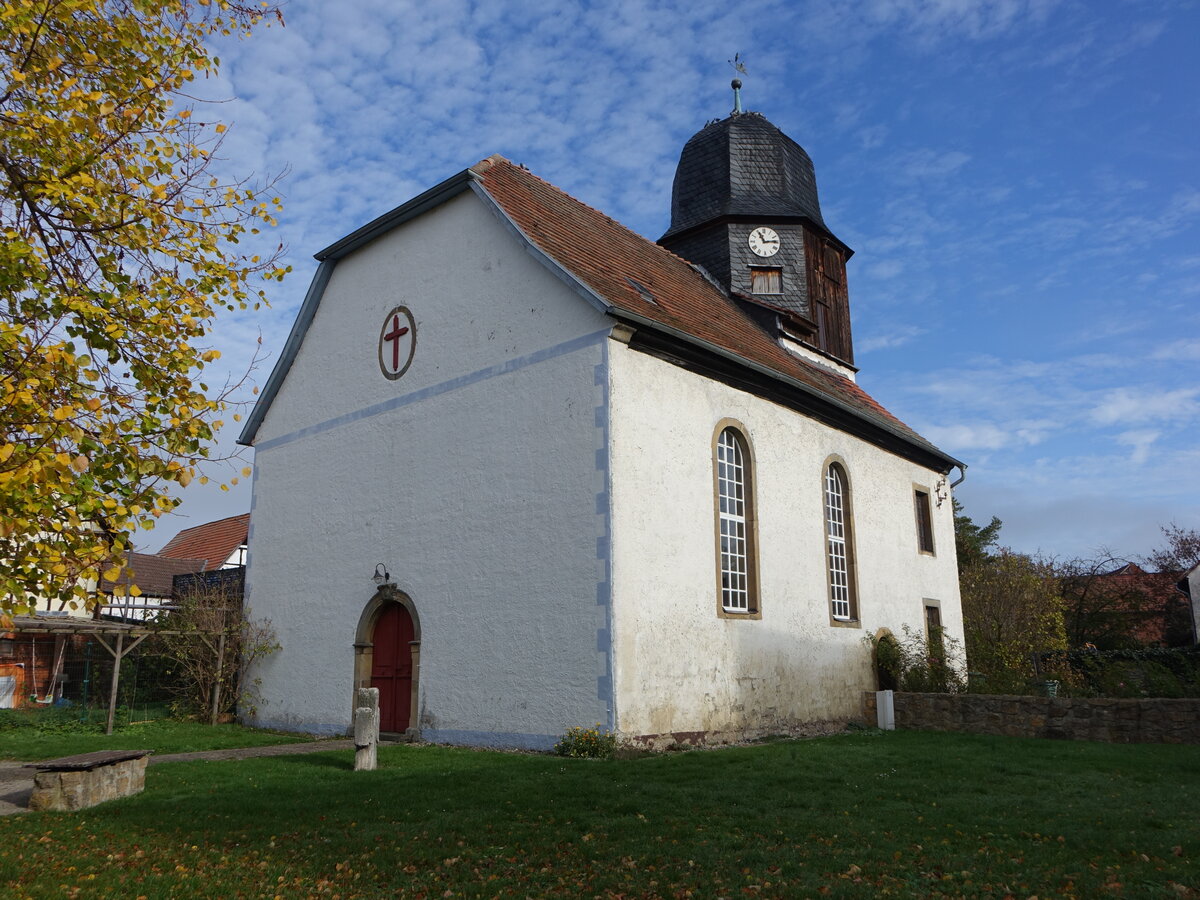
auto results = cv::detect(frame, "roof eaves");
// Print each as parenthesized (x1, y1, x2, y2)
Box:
(239, 170, 475, 446)
(315, 170, 474, 261)
(238, 261, 334, 446)
(468, 178, 613, 317)
(611, 307, 964, 472)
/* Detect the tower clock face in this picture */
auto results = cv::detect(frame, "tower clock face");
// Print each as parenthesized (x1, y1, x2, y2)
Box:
(748, 226, 780, 257)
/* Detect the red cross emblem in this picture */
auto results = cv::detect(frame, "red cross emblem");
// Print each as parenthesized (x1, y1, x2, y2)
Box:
(378, 306, 416, 380)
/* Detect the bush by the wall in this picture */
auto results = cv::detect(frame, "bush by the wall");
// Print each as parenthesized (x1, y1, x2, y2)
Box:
(1041, 647, 1200, 699)
(867, 626, 965, 694)
(554, 724, 617, 759)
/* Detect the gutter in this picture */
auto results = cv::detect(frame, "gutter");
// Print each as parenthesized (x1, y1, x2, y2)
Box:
(609, 308, 964, 472)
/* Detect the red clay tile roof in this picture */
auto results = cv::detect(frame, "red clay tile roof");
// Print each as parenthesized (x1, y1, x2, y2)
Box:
(471, 156, 949, 463)
(159, 513, 249, 568)
(1090, 564, 1189, 646)
(100, 551, 209, 598)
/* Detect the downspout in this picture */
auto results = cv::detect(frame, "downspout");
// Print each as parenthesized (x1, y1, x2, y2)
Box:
(949, 463, 967, 489)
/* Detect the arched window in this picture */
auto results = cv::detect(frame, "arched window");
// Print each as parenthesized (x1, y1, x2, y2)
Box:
(715, 426, 757, 615)
(824, 462, 857, 622)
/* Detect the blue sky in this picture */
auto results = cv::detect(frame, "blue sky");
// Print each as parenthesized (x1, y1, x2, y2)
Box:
(150, 0, 1200, 564)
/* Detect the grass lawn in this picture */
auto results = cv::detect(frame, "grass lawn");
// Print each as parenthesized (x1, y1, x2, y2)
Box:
(1, 730, 1197, 898)
(0, 717, 317, 762)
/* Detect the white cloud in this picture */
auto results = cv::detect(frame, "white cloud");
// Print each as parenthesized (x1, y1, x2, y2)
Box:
(1089, 387, 1200, 426)
(1152, 339, 1200, 361)
(865, 258, 906, 280)
(923, 420, 1048, 451)
(897, 149, 971, 180)
(858, 324, 925, 352)
(1116, 429, 1160, 466)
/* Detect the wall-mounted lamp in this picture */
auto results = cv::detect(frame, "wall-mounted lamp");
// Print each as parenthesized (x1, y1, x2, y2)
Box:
(934, 477, 948, 508)
(372, 564, 390, 587)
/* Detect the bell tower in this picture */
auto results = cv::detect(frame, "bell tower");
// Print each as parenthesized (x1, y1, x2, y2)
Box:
(658, 83, 855, 368)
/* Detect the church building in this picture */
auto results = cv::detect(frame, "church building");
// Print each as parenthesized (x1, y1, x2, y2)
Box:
(238, 97, 966, 747)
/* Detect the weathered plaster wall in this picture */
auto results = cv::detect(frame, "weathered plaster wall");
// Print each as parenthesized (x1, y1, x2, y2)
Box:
(246, 191, 613, 747)
(608, 344, 963, 742)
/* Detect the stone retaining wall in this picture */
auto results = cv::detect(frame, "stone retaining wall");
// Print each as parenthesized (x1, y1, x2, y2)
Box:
(862, 692, 1200, 744)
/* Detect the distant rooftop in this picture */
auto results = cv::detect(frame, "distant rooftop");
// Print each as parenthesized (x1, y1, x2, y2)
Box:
(158, 512, 250, 568)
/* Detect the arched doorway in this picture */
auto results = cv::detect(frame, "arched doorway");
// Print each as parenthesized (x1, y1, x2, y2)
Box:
(371, 602, 415, 733)
(354, 587, 420, 736)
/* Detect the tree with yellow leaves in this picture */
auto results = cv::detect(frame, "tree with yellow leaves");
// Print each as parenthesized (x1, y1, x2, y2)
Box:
(0, 0, 287, 616)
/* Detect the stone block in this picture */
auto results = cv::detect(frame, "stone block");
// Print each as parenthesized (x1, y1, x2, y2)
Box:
(28, 756, 147, 812)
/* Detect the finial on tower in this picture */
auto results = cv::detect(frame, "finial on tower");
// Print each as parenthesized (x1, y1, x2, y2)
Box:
(728, 52, 748, 115)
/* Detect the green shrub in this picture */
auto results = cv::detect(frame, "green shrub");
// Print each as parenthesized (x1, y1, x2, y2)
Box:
(865, 626, 965, 694)
(1038, 647, 1200, 698)
(554, 723, 617, 759)
(872, 632, 902, 691)
(0, 706, 103, 734)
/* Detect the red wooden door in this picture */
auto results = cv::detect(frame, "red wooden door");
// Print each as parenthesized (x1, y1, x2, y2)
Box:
(370, 603, 414, 732)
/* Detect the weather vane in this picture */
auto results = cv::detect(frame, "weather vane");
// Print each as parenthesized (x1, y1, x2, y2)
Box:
(728, 52, 748, 114)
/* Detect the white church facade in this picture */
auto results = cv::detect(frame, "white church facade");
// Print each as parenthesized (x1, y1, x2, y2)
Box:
(238, 105, 966, 748)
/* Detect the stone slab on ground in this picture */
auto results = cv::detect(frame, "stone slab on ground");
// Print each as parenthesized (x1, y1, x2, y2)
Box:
(0, 739, 354, 816)
(25, 749, 152, 771)
(29, 754, 149, 812)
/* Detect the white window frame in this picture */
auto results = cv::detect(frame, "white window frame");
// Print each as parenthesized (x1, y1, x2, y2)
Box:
(824, 462, 857, 622)
(715, 426, 757, 616)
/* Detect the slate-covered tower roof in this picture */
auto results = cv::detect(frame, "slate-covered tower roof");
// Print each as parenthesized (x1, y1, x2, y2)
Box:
(659, 106, 856, 367)
(661, 111, 830, 239)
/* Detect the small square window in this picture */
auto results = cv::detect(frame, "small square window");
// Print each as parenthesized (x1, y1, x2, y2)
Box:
(750, 267, 782, 294)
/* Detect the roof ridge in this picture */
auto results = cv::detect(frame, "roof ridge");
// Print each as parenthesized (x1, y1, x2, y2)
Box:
(475, 158, 956, 468)
(169, 511, 250, 534)
(480, 157, 722, 297)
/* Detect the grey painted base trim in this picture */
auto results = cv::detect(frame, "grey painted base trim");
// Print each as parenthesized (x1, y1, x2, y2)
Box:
(249, 719, 350, 738)
(423, 729, 557, 752)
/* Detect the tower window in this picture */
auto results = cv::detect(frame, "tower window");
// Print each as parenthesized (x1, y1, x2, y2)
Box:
(750, 267, 782, 294)
(822, 244, 842, 284)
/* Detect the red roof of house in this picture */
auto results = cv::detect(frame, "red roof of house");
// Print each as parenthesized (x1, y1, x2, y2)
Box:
(1092, 563, 1189, 646)
(100, 551, 209, 599)
(470, 157, 947, 462)
(158, 513, 249, 568)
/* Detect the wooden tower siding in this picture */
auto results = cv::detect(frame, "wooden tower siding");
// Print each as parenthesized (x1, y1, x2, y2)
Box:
(804, 226, 854, 365)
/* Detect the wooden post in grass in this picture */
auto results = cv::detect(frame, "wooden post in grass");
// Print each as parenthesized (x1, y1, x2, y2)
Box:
(106, 633, 124, 736)
(93, 630, 149, 735)
(354, 687, 379, 771)
(210, 631, 227, 726)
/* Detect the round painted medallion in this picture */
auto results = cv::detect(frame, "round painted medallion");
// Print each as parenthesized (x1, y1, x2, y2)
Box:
(378, 306, 416, 380)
